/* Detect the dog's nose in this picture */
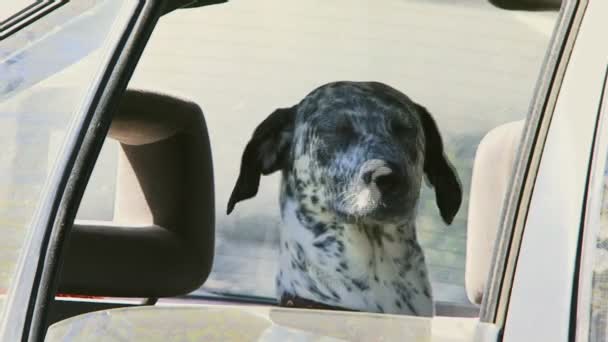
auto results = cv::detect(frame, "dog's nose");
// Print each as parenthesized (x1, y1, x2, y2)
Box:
(360, 160, 402, 193)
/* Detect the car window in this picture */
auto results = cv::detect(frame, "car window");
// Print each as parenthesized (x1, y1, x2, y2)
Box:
(79, 0, 560, 311)
(0, 0, 140, 331)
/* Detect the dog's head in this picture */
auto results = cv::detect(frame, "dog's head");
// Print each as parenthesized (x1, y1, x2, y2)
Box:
(227, 81, 462, 225)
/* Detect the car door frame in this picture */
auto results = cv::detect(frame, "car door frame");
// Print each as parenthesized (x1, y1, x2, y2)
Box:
(479, 0, 608, 340)
(573, 65, 608, 342)
(480, 0, 584, 326)
(0, 0, 167, 341)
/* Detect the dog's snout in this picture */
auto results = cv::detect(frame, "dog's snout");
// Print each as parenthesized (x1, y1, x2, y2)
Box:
(374, 172, 401, 193)
(361, 166, 392, 185)
(360, 160, 403, 192)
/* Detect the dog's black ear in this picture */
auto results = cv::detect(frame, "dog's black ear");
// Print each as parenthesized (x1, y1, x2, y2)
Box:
(227, 106, 296, 215)
(415, 104, 463, 225)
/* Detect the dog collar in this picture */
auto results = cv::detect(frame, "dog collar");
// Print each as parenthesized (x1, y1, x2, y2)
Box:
(279, 294, 358, 312)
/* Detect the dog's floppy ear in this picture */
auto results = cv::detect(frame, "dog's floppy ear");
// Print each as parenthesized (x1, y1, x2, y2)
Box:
(227, 106, 296, 215)
(415, 104, 463, 225)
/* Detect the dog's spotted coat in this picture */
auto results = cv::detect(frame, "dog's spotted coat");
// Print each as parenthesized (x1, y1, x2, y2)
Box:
(228, 81, 462, 316)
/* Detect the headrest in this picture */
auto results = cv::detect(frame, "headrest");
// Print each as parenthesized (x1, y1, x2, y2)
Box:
(465, 120, 524, 305)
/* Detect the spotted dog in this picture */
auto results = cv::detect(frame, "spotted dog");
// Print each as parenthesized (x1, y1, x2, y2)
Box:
(227, 81, 462, 316)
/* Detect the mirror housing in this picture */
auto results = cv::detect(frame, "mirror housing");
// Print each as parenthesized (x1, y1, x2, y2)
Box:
(488, 0, 561, 10)
(161, 0, 227, 16)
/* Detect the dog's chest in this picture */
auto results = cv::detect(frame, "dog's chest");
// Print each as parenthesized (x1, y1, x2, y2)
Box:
(276, 201, 434, 316)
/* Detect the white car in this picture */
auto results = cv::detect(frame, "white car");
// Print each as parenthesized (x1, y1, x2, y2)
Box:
(0, 0, 606, 341)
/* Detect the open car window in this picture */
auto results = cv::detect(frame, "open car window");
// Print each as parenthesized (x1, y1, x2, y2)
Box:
(78, 0, 560, 313)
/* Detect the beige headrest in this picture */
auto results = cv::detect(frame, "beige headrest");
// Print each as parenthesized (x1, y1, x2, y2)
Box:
(465, 120, 524, 305)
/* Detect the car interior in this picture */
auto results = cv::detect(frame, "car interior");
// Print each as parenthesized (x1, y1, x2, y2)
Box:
(45, 98, 526, 325)
(39, 0, 558, 338)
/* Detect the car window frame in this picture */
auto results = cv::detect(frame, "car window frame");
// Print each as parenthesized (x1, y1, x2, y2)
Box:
(498, 0, 608, 338)
(29, 0, 170, 339)
(0, 0, 168, 340)
(0, 0, 69, 40)
(480, 0, 587, 326)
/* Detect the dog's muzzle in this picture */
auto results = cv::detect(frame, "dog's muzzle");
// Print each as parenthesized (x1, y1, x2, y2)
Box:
(338, 159, 406, 218)
(359, 159, 403, 194)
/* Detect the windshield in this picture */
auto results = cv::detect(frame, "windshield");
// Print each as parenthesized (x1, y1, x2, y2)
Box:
(80, 0, 560, 313)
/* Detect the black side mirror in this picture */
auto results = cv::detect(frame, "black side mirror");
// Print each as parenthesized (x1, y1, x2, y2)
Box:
(488, 0, 561, 10)
(57, 89, 215, 298)
(161, 0, 227, 16)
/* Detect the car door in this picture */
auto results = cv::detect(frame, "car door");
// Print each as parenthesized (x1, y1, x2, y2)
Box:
(575, 67, 608, 342)
(479, 0, 608, 340)
(0, 1, 163, 340)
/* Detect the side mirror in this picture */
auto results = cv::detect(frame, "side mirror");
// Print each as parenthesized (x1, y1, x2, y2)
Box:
(488, 0, 561, 10)
(161, 0, 227, 16)
(57, 89, 215, 297)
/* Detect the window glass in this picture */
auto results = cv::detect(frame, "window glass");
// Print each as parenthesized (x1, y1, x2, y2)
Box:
(81, 0, 560, 310)
(0, 0, 138, 324)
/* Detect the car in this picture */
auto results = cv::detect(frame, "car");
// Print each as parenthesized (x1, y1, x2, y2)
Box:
(0, 0, 607, 340)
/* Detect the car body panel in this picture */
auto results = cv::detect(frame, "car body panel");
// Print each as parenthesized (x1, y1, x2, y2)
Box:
(504, 0, 608, 340)
(575, 69, 608, 342)
(575, 63, 608, 340)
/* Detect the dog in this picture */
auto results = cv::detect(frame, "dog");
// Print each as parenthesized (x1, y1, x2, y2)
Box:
(227, 81, 462, 316)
